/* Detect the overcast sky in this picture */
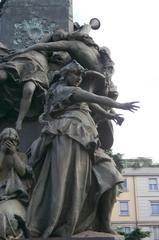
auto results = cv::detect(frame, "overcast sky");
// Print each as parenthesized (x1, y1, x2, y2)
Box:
(73, 0, 159, 163)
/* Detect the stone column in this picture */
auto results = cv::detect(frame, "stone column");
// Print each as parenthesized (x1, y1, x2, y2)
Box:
(0, 0, 73, 48)
(0, 0, 73, 151)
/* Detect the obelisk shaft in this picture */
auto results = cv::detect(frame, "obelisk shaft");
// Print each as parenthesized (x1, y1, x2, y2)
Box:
(0, 0, 73, 48)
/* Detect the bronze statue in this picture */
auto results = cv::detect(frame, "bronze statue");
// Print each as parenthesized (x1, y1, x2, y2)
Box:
(10, 29, 108, 73)
(0, 42, 49, 132)
(0, 22, 140, 237)
(26, 61, 139, 237)
(0, 128, 30, 239)
(4, 28, 119, 148)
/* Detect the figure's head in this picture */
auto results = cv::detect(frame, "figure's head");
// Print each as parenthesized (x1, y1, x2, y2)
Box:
(54, 60, 85, 86)
(63, 60, 85, 86)
(99, 46, 115, 78)
(0, 128, 19, 147)
(49, 51, 72, 68)
(52, 29, 68, 41)
(65, 70, 83, 87)
(105, 66, 114, 79)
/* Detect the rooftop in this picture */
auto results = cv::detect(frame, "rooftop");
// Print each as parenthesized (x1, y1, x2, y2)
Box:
(122, 167, 159, 176)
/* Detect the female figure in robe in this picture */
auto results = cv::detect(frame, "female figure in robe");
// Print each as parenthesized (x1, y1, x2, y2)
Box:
(27, 61, 139, 237)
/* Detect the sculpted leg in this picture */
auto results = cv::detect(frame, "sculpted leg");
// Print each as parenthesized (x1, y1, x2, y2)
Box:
(97, 186, 117, 234)
(16, 81, 36, 132)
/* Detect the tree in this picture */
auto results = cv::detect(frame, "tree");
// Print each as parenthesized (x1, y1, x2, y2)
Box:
(118, 227, 150, 240)
(108, 150, 124, 172)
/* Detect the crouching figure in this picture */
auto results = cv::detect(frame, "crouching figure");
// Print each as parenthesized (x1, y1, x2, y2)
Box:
(0, 128, 30, 239)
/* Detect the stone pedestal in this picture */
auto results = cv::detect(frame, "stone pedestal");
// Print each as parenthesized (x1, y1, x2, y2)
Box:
(0, 0, 73, 48)
(73, 230, 124, 240)
(28, 233, 124, 240)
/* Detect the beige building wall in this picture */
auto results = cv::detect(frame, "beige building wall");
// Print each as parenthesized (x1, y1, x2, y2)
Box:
(111, 168, 159, 240)
(135, 175, 159, 224)
(111, 176, 137, 225)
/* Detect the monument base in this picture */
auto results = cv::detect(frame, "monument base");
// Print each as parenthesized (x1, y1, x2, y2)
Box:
(28, 231, 124, 239)
(73, 230, 124, 240)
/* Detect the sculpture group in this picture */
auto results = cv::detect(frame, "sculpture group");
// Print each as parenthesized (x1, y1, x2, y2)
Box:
(0, 20, 139, 238)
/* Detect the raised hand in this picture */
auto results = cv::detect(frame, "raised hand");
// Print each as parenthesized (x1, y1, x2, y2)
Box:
(5, 140, 17, 154)
(120, 101, 140, 112)
(113, 114, 124, 125)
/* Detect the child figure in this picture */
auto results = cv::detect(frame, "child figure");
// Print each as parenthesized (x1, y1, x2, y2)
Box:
(0, 128, 30, 238)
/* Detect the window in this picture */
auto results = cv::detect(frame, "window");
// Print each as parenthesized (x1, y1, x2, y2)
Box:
(149, 178, 158, 191)
(118, 227, 131, 234)
(119, 201, 129, 216)
(121, 179, 128, 192)
(152, 226, 159, 240)
(123, 227, 131, 234)
(151, 202, 159, 215)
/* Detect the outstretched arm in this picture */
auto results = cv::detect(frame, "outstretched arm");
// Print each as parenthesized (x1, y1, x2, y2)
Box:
(1, 40, 72, 61)
(89, 103, 124, 125)
(72, 88, 139, 112)
(19, 41, 71, 54)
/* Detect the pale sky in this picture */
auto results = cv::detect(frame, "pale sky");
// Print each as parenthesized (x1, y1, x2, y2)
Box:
(73, 0, 159, 163)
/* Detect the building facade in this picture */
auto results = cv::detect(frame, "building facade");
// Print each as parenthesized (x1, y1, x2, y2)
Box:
(111, 168, 159, 240)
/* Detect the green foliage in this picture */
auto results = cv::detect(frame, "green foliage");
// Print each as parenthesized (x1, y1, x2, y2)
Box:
(107, 151, 124, 172)
(117, 228, 150, 240)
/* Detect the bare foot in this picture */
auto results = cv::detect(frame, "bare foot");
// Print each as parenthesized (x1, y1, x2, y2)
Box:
(16, 120, 22, 132)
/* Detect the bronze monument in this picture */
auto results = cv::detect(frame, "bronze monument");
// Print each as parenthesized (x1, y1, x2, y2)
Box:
(0, 0, 139, 238)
